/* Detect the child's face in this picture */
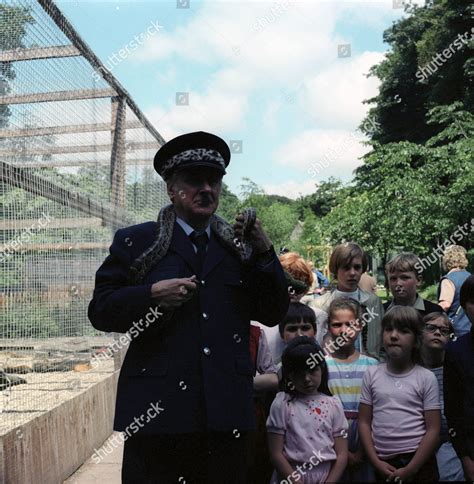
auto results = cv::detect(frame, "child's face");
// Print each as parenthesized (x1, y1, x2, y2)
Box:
(422, 317, 450, 351)
(383, 324, 416, 361)
(283, 318, 316, 343)
(289, 366, 322, 395)
(328, 309, 360, 347)
(388, 270, 421, 305)
(336, 256, 363, 292)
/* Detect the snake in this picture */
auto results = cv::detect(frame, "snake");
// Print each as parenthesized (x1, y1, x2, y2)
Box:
(128, 205, 258, 285)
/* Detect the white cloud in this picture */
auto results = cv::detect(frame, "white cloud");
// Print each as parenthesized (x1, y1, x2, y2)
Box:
(262, 179, 318, 199)
(303, 51, 385, 129)
(275, 128, 370, 178)
(146, 69, 251, 139)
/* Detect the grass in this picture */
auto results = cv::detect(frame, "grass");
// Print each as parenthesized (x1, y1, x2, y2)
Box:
(376, 283, 439, 304)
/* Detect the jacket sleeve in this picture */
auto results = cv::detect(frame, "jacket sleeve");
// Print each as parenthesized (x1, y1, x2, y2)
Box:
(88, 228, 155, 333)
(248, 248, 289, 327)
(443, 345, 468, 458)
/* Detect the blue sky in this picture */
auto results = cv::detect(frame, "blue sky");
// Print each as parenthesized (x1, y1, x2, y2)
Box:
(56, 0, 419, 198)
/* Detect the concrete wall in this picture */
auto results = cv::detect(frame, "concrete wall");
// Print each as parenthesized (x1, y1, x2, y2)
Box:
(0, 372, 118, 484)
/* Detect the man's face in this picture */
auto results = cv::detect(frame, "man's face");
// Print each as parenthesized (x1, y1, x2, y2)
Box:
(167, 167, 222, 224)
(388, 270, 420, 305)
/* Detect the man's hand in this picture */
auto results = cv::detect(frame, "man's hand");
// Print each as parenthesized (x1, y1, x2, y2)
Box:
(151, 276, 198, 309)
(234, 214, 272, 254)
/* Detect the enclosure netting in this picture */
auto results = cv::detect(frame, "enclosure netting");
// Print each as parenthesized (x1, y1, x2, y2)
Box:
(0, 0, 167, 436)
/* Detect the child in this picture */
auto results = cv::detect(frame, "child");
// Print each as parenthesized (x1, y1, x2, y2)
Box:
(266, 302, 321, 379)
(385, 253, 443, 316)
(359, 306, 441, 483)
(444, 275, 474, 482)
(420, 312, 464, 481)
(248, 323, 278, 484)
(314, 242, 384, 358)
(257, 253, 328, 365)
(267, 336, 348, 483)
(325, 298, 378, 482)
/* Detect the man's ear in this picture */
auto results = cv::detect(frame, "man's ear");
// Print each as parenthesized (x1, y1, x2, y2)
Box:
(416, 276, 422, 287)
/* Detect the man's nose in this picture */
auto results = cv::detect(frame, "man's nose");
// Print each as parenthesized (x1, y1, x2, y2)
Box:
(297, 328, 304, 335)
(199, 180, 212, 191)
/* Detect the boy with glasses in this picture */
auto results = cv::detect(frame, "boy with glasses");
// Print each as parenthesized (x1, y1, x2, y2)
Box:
(421, 312, 464, 481)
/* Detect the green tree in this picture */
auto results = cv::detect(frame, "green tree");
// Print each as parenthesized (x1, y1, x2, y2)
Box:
(360, 1, 473, 144)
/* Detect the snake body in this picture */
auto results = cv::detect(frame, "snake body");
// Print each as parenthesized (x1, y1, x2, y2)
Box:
(128, 205, 257, 285)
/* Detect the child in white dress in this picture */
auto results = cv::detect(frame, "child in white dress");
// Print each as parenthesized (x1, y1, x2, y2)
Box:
(267, 336, 348, 483)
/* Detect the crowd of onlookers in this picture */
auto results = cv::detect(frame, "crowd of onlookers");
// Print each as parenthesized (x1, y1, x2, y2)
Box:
(248, 243, 473, 483)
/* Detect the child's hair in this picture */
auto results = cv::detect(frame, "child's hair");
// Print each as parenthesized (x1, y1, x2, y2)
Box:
(385, 252, 422, 278)
(279, 252, 314, 289)
(281, 336, 332, 397)
(442, 245, 469, 271)
(381, 306, 424, 363)
(460, 274, 474, 310)
(423, 311, 455, 337)
(279, 302, 317, 337)
(327, 297, 361, 324)
(329, 242, 368, 278)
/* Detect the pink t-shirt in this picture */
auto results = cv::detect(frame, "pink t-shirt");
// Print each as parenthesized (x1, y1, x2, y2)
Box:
(267, 391, 348, 464)
(360, 364, 440, 459)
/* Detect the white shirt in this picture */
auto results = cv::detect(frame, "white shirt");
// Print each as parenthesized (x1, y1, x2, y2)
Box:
(176, 217, 211, 253)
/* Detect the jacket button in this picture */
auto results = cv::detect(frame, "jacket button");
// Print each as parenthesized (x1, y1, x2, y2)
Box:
(141, 368, 146, 373)
(202, 312, 209, 320)
(203, 347, 211, 356)
(201, 280, 206, 286)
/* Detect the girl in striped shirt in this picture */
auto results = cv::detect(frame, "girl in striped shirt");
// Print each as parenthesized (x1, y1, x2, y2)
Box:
(325, 298, 378, 482)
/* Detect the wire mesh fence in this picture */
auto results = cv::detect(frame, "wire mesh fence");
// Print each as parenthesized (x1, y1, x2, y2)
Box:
(0, 0, 167, 435)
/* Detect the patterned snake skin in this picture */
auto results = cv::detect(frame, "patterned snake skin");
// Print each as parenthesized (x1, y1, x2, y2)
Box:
(128, 205, 257, 285)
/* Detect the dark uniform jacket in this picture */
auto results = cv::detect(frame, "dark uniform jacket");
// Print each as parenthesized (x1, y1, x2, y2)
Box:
(88, 220, 289, 434)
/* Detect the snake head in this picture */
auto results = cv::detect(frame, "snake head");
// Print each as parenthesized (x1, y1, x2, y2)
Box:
(242, 207, 257, 235)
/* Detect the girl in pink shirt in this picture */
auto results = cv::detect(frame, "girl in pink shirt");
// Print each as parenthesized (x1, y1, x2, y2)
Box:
(267, 336, 348, 483)
(359, 306, 441, 483)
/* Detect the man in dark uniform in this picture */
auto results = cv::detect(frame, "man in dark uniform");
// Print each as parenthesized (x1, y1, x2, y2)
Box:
(88, 131, 289, 483)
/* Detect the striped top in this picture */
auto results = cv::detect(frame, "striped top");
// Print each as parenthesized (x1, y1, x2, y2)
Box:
(429, 366, 448, 442)
(326, 353, 379, 419)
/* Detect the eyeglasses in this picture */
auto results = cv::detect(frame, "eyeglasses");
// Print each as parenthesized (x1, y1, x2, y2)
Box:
(424, 324, 450, 337)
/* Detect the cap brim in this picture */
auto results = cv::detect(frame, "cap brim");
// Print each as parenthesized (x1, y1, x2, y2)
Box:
(173, 161, 226, 175)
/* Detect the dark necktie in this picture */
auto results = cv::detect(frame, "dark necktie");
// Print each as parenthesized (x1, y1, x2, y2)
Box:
(189, 231, 208, 277)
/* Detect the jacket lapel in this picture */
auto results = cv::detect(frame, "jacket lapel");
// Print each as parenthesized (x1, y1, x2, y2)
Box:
(202, 231, 227, 279)
(168, 222, 199, 274)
